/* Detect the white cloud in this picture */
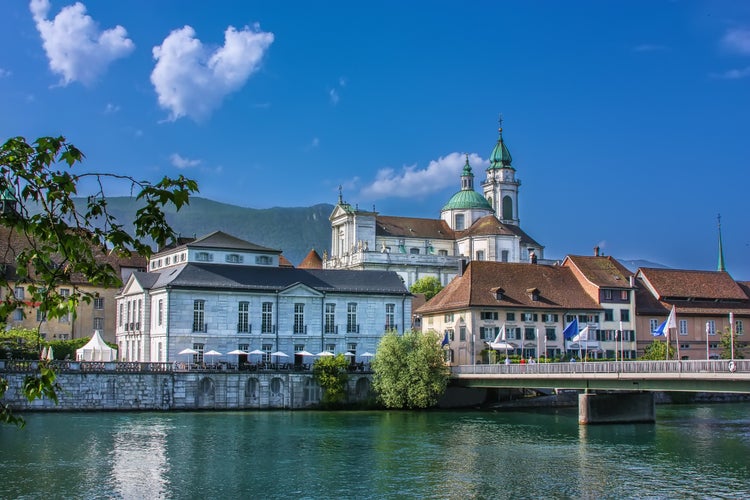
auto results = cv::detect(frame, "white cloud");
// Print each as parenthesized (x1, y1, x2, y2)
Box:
(150, 24, 274, 122)
(29, 0, 134, 86)
(104, 102, 120, 113)
(358, 152, 488, 200)
(722, 28, 750, 55)
(329, 88, 340, 105)
(711, 66, 750, 79)
(170, 153, 201, 169)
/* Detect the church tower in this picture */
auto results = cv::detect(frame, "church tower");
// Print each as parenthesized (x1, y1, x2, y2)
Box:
(482, 121, 520, 226)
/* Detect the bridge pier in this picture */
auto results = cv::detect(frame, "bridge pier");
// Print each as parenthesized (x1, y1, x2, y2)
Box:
(578, 392, 655, 425)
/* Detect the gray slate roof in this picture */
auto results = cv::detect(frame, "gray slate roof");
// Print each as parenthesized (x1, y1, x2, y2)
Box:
(136, 263, 410, 295)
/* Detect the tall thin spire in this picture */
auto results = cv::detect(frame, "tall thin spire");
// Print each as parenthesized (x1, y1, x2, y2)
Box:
(717, 213, 726, 272)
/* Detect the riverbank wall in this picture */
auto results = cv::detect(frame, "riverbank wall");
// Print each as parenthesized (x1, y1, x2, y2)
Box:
(0, 363, 373, 411)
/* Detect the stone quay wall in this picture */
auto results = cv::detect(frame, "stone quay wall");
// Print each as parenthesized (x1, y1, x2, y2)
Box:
(0, 361, 374, 411)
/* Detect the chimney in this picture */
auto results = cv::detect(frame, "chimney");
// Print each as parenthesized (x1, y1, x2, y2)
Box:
(629, 275, 635, 288)
(458, 258, 468, 276)
(594, 245, 600, 257)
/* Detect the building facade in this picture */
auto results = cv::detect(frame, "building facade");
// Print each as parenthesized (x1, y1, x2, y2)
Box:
(635, 268, 750, 359)
(415, 259, 638, 365)
(324, 126, 545, 288)
(116, 231, 411, 363)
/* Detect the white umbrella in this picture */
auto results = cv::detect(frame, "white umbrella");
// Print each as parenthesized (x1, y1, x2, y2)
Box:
(205, 350, 222, 366)
(360, 352, 374, 358)
(295, 350, 314, 357)
(46, 346, 54, 361)
(178, 348, 198, 355)
(41, 346, 48, 360)
(343, 352, 355, 357)
(248, 349, 265, 356)
(226, 349, 248, 356)
(315, 351, 334, 357)
(271, 351, 288, 358)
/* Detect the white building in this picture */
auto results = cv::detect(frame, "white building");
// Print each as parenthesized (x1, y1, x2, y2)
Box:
(324, 125, 545, 288)
(116, 231, 411, 364)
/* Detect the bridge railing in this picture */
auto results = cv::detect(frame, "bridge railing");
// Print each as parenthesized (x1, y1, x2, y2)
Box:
(452, 359, 748, 376)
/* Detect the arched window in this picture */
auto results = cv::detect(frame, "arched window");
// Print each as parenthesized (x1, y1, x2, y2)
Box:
(455, 214, 465, 230)
(502, 196, 513, 221)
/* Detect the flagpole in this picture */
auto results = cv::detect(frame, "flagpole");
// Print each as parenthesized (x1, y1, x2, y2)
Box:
(705, 321, 710, 360)
(730, 312, 735, 361)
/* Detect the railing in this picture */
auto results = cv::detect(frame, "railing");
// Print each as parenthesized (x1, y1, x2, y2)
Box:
(0, 360, 173, 373)
(453, 359, 750, 376)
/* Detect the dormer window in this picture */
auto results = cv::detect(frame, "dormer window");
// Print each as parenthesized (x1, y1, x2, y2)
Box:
(492, 287, 505, 301)
(196, 252, 212, 262)
(527, 288, 540, 301)
(226, 253, 243, 264)
(255, 255, 272, 265)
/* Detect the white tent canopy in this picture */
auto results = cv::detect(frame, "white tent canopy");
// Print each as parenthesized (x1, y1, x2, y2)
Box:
(76, 330, 117, 361)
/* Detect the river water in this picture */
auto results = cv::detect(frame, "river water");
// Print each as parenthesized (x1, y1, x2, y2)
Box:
(1, 404, 749, 499)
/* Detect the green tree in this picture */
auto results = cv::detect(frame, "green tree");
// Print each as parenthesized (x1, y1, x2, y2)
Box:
(0, 136, 197, 426)
(718, 327, 745, 359)
(409, 276, 443, 301)
(640, 339, 675, 360)
(372, 329, 450, 409)
(312, 354, 349, 406)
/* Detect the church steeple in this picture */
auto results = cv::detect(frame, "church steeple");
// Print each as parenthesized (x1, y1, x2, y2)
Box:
(460, 154, 474, 191)
(717, 214, 726, 272)
(482, 116, 520, 225)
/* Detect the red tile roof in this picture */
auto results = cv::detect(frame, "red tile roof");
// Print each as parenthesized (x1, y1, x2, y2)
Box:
(298, 249, 323, 269)
(416, 261, 600, 314)
(563, 255, 633, 288)
(638, 268, 747, 300)
(456, 215, 542, 248)
(376, 215, 455, 240)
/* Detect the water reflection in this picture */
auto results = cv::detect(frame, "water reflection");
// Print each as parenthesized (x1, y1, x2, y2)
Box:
(1, 405, 749, 498)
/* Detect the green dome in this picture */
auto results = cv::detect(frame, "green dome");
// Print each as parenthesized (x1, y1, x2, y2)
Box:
(442, 190, 493, 211)
(489, 128, 513, 170)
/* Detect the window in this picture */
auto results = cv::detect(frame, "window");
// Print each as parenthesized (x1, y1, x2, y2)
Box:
(325, 303, 336, 334)
(506, 327, 520, 340)
(119, 303, 123, 327)
(347, 303, 358, 333)
(455, 214, 465, 230)
(545, 328, 556, 341)
(196, 252, 212, 262)
(604, 309, 614, 322)
(261, 302, 273, 333)
(479, 327, 498, 340)
(481, 311, 499, 321)
(446, 329, 455, 341)
(94, 297, 104, 310)
(620, 290, 629, 300)
(93, 317, 104, 330)
(193, 300, 206, 332)
(736, 320, 744, 335)
(649, 319, 658, 333)
(506, 312, 515, 321)
(294, 303, 305, 334)
(226, 253, 243, 263)
(438, 249, 448, 256)
(475, 250, 485, 261)
(459, 327, 466, 341)
(603, 289, 613, 300)
(262, 343, 273, 363)
(620, 310, 630, 322)
(706, 320, 716, 335)
(385, 303, 395, 330)
(521, 312, 537, 322)
(238, 301, 249, 333)
(410, 248, 420, 255)
(12, 309, 23, 321)
(542, 313, 558, 323)
(59, 288, 70, 323)
(444, 312, 454, 322)
(679, 319, 688, 336)
(14, 286, 24, 299)
(501, 250, 509, 262)
(524, 328, 536, 340)
(137, 299, 142, 328)
(157, 299, 164, 326)
(255, 255, 272, 265)
(193, 343, 205, 364)
(325, 343, 336, 353)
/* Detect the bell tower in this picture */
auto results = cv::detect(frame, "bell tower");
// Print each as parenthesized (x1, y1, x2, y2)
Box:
(482, 117, 520, 226)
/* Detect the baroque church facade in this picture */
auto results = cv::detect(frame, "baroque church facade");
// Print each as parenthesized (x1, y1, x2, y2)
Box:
(324, 126, 545, 288)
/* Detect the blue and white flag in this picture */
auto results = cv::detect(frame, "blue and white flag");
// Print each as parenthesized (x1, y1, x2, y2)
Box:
(441, 331, 450, 347)
(652, 320, 667, 336)
(571, 326, 590, 343)
(563, 317, 579, 340)
(652, 306, 676, 336)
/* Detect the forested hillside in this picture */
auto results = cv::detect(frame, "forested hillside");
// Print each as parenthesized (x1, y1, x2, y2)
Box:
(85, 197, 333, 265)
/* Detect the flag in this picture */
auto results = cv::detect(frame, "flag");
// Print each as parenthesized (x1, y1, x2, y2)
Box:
(491, 325, 506, 345)
(441, 331, 450, 347)
(653, 306, 676, 336)
(665, 306, 676, 331)
(571, 326, 589, 343)
(652, 320, 667, 336)
(562, 318, 579, 340)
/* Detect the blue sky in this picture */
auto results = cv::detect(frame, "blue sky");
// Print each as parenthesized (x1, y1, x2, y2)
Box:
(1, 1, 748, 278)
